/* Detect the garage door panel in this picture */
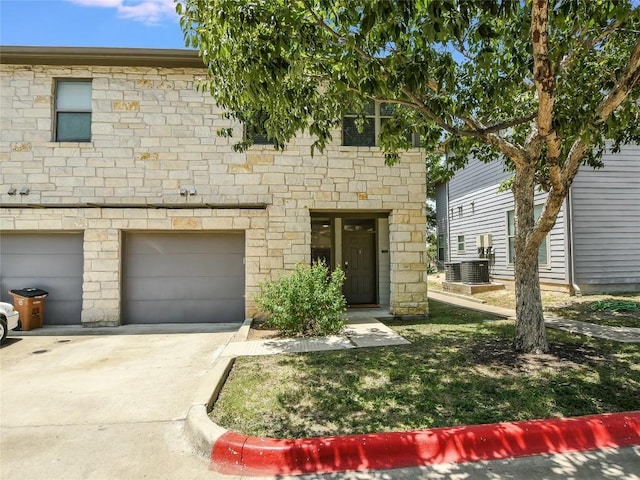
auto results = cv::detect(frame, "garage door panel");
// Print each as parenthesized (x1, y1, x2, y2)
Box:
(126, 253, 244, 277)
(126, 233, 243, 255)
(1, 254, 83, 278)
(1, 235, 82, 254)
(0, 233, 83, 325)
(125, 276, 243, 301)
(123, 299, 244, 324)
(123, 232, 245, 324)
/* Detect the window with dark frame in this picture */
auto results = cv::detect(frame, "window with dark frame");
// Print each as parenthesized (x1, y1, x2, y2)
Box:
(55, 80, 92, 142)
(342, 101, 417, 147)
(244, 110, 274, 145)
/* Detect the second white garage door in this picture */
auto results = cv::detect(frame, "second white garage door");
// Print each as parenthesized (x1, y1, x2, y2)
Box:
(122, 232, 245, 324)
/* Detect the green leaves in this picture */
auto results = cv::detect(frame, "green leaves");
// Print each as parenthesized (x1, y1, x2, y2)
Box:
(177, 0, 639, 176)
(254, 261, 347, 337)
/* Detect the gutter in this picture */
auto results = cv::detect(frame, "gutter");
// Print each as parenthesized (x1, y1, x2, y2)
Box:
(0, 45, 204, 68)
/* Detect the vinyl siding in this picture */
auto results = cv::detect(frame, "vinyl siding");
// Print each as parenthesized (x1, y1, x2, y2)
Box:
(448, 157, 512, 199)
(446, 184, 567, 284)
(570, 144, 640, 293)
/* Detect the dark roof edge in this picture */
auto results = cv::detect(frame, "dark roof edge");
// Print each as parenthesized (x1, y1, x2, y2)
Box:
(0, 46, 206, 68)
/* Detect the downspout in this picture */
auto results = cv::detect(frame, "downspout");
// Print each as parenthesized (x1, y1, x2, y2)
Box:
(446, 179, 451, 263)
(566, 187, 581, 296)
(444, 150, 452, 263)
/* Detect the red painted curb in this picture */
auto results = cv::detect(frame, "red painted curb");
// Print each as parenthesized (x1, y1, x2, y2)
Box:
(210, 411, 640, 476)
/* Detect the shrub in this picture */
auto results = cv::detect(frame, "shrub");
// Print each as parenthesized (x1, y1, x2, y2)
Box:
(254, 261, 346, 336)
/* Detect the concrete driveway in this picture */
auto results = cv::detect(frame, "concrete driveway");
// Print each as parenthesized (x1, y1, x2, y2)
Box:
(0, 325, 239, 479)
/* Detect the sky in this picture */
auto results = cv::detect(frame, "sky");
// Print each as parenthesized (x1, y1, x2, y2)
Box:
(0, 0, 189, 49)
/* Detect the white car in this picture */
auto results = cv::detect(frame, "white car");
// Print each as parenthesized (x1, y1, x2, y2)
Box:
(1, 302, 20, 345)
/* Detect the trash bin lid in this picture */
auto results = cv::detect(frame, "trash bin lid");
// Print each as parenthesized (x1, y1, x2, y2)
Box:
(10, 288, 49, 298)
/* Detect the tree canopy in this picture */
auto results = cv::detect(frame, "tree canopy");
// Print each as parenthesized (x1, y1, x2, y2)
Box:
(178, 0, 640, 352)
(178, 0, 639, 164)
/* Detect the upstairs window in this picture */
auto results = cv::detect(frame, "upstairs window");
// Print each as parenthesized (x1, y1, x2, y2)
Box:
(55, 80, 92, 142)
(244, 110, 275, 145)
(342, 101, 417, 147)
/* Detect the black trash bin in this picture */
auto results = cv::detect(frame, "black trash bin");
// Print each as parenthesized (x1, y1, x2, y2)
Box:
(8, 288, 49, 331)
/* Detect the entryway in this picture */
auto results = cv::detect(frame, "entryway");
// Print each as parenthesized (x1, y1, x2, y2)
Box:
(342, 219, 377, 305)
(311, 214, 388, 307)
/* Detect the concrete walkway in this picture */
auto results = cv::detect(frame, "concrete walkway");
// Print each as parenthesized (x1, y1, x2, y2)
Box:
(221, 315, 410, 357)
(428, 290, 640, 343)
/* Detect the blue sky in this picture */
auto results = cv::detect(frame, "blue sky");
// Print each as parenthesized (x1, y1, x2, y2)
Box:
(0, 0, 188, 49)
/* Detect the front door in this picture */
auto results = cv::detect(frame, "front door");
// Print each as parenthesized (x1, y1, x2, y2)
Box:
(342, 219, 376, 305)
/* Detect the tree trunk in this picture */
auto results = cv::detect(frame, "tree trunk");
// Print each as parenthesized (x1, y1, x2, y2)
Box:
(512, 163, 549, 354)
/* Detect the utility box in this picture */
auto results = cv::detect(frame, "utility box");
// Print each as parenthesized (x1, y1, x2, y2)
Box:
(8, 288, 49, 331)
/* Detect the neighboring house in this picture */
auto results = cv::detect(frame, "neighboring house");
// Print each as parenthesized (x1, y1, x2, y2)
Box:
(0, 46, 428, 327)
(436, 146, 640, 294)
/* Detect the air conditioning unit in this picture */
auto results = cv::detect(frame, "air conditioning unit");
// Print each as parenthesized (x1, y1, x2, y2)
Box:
(444, 262, 461, 282)
(461, 259, 490, 284)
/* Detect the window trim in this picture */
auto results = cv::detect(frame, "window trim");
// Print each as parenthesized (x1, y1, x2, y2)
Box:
(506, 205, 550, 268)
(243, 119, 272, 145)
(457, 235, 465, 254)
(342, 101, 418, 147)
(54, 78, 92, 143)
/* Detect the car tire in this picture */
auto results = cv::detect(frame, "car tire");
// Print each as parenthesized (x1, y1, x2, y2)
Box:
(0, 317, 7, 345)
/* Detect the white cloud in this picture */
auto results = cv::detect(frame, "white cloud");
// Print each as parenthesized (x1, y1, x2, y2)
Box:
(67, 0, 178, 24)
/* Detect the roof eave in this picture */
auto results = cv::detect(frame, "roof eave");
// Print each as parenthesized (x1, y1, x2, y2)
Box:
(0, 46, 206, 69)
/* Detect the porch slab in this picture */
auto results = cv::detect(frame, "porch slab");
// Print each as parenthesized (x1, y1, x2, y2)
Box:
(344, 317, 411, 347)
(443, 281, 506, 295)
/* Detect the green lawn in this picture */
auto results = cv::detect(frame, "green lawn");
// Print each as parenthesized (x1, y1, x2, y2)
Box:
(210, 300, 640, 438)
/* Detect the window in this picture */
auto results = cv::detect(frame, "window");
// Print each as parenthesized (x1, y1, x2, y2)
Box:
(245, 121, 271, 145)
(244, 110, 275, 145)
(507, 206, 549, 266)
(342, 101, 416, 147)
(311, 217, 333, 267)
(437, 234, 446, 262)
(457, 235, 465, 254)
(55, 80, 92, 142)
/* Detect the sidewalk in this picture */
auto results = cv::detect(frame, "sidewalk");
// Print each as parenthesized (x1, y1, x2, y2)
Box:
(222, 315, 409, 357)
(428, 290, 640, 343)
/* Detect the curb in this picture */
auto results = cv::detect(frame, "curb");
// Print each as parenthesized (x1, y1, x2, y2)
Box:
(184, 320, 640, 476)
(209, 411, 640, 476)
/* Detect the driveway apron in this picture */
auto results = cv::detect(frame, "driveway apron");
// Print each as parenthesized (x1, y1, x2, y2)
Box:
(0, 327, 238, 480)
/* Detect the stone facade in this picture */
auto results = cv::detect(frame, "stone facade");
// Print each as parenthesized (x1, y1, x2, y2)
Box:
(0, 51, 427, 326)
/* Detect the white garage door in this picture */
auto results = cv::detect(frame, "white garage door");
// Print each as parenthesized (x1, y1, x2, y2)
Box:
(0, 233, 84, 325)
(122, 232, 245, 324)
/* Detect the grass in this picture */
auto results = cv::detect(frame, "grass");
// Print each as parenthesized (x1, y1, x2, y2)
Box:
(209, 300, 640, 438)
(428, 272, 640, 328)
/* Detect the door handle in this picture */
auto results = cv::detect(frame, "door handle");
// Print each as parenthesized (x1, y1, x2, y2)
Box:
(344, 261, 349, 271)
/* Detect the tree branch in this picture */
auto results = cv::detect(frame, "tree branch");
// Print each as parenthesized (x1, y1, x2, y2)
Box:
(481, 113, 537, 134)
(532, 35, 640, 247)
(559, 19, 624, 72)
(532, 0, 563, 191)
(594, 35, 640, 123)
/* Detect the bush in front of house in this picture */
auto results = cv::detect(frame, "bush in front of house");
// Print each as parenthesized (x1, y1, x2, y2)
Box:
(255, 261, 346, 336)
